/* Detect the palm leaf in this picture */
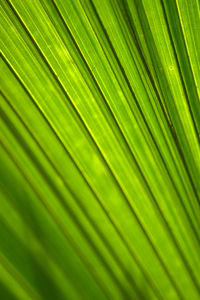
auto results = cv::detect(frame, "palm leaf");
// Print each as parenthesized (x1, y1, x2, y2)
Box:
(0, 0, 200, 299)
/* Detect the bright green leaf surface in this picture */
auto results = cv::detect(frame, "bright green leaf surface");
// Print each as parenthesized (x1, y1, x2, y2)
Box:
(0, 0, 200, 299)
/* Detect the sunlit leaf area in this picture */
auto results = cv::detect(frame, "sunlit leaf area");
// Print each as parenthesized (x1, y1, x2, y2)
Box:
(0, 0, 200, 299)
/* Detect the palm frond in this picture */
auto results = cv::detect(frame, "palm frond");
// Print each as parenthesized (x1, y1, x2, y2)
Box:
(0, 0, 200, 299)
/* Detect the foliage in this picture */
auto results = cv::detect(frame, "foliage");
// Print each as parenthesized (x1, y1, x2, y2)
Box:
(0, 0, 200, 299)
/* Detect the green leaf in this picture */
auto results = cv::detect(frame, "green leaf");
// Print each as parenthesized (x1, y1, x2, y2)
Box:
(0, 0, 200, 299)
